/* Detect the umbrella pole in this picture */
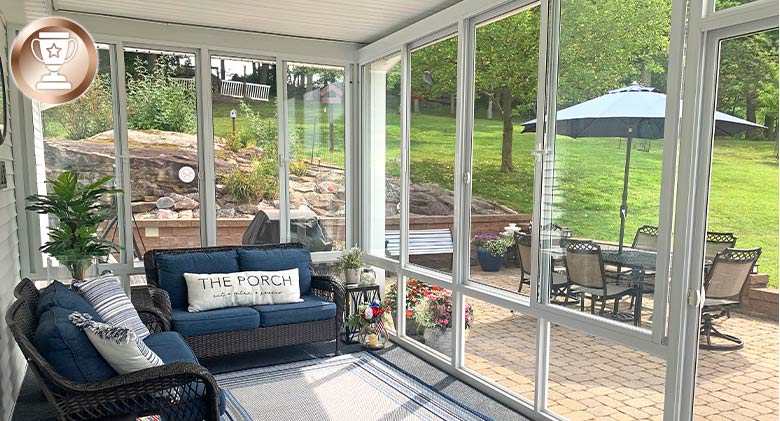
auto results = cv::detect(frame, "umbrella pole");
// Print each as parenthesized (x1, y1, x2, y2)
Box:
(618, 126, 634, 254)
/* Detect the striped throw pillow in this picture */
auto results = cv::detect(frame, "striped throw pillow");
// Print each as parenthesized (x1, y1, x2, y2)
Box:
(70, 312, 162, 374)
(73, 274, 150, 339)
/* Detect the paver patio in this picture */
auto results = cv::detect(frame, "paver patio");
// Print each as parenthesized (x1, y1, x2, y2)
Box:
(463, 266, 779, 420)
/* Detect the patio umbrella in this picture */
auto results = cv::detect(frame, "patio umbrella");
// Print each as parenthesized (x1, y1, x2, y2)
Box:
(522, 82, 765, 253)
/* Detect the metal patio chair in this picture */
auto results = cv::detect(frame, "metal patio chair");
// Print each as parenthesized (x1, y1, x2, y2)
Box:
(700, 247, 761, 351)
(705, 231, 737, 261)
(563, 239, 637, 320)
(515, 231, 569, 300)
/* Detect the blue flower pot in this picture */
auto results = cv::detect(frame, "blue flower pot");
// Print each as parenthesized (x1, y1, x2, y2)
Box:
(477, 247, 505, 272)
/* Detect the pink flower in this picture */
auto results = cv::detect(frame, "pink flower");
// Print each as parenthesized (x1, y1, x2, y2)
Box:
(440, 319, 449, 325)
(327, 185, 335, 192)
(426, 293, 436, 300)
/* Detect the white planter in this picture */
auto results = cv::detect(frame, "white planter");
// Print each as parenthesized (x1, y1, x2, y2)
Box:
(423, 328, 470, 355)
(344, 268, 361, 285)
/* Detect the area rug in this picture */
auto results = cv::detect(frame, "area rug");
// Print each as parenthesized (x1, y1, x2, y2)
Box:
(215, 352, 493, 420)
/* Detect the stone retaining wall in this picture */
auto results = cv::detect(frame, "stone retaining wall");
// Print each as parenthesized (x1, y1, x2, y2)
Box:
(740, 273, 779, 319)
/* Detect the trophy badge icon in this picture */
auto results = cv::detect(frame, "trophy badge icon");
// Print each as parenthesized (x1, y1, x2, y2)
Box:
(31, 31, 78, 90)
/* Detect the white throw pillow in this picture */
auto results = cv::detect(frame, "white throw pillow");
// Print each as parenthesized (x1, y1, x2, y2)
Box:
(184, 269, 303, 312)
(69, 312, 163, 374)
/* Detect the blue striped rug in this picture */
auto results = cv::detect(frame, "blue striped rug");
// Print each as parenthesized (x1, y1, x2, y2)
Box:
(215, 352, 492, 421)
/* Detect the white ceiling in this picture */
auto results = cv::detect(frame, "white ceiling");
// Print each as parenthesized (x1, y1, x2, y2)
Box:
(51, 0, 463, 44)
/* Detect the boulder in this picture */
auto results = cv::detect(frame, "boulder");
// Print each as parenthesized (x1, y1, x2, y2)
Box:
(238, 204, 259, 215)
(155, 209, 178, 219)
(173, 198, 199, 211)
(132, 202, 157, 213)
(155, 196, 175, 209)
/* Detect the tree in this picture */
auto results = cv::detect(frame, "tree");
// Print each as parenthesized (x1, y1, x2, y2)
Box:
(410, 36, 458, 114)
(474, 6, 540, 172)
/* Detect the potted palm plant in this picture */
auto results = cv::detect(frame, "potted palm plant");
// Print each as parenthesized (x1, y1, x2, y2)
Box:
(26, 171, 121, 281)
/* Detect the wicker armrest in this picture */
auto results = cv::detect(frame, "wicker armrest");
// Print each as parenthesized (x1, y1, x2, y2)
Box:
(131, 286, 172, 333)
(70, 362, 220, 421)
(311, 275, 346, 324)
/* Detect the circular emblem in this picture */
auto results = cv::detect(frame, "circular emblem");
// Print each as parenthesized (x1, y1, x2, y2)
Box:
(178, 166, 196, 183)
(9, 17, 97, 105)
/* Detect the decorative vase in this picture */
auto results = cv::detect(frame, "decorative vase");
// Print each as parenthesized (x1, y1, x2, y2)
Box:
(477, 247, 505, 272)
(345, 268, 361, 285)
(359, 268, 376, 285)
(358, 321, 388, 350)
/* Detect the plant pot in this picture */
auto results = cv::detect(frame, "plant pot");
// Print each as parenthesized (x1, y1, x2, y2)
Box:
(477, 247, 506, 272)
(344, 268, 361, 285)
(423, 328, 470, 355)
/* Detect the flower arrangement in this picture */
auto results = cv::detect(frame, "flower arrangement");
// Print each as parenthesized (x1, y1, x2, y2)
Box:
(412, 289, 475, 332)
(337, 246, 365, 271)
(384, 279, 442, 319)
(346, 300, 388, 329)
(473, 232, 514, 257)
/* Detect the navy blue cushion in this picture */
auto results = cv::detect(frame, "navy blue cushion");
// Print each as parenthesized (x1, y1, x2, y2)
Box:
(155, 250, 240, 309)
(33, 306, 116, 383)
(171, 307, 260, 337)
(36, 281, 101, 320)
(237, 247, 313, 295)
(254, 295, 336, 327)
(144, 332, 198, 364)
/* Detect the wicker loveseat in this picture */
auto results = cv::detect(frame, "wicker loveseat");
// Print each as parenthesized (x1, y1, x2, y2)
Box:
(6, 278, 223, 421)
(139, 242, 345, 359)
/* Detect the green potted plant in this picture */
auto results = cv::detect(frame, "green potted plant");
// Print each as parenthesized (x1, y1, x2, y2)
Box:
(473, 233, 513, 272)
(337, 246, 365, 285)
(26, 171, 122, 281)
(413, 289, 475, 355)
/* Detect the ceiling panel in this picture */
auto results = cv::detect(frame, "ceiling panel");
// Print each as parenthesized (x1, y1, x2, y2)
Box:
(51, 0, 463, 44)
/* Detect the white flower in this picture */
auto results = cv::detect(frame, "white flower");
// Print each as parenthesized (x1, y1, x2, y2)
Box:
(363, 306, 374, 320)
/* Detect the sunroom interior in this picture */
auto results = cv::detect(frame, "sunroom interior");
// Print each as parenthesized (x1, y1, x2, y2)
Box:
(0, 0, 777, 420)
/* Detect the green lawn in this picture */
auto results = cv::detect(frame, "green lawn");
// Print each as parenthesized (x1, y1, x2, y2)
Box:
(215, 99, 779, 287)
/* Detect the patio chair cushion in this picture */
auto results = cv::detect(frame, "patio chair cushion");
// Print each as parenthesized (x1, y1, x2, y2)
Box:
(33, 306, 117, 383)
(237, 247, 312, 295)
(36, 281, 101, 320)
(156, 250, 240, 309)
(254, 295, 336, 327)
(703, 297, 740, 308)
(572, 284, 634, 298)
(171, 306, 260, 337)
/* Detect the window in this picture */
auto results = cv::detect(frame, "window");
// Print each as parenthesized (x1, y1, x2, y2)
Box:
(123, 48, 199, 257)
(408, 34, 458, 275)
(468, 5, 541, 296)
(37, 43, 118, 277)
(285, 63, 347, 250)
(210, 56, 279, 246)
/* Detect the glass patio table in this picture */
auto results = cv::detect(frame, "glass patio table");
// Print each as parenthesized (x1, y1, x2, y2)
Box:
(599, 245, 657, 327)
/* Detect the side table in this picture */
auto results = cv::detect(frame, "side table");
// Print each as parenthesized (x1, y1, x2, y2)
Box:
(342, 283, 381, 344)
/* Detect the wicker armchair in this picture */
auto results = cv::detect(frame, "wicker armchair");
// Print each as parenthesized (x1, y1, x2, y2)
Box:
(700, 247, 761, 351)
(563, 239, 637, 319)
(6, 278, 221, 421)
(141, 243, 345, 359)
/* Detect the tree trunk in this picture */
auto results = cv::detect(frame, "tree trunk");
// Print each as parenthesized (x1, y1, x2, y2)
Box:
(487, 97, 493, 120)
(500, 89, 514, 173)
(746, 93, 757, 139)
(413, 98, 420, 114)
(220, 60, 226, 80)
(305, 73, 313, 92)
(328, 104, 335, 152)
(764, 114, 776, 141)
(259, 63, 270, 84)
(640, 63, 652, 86)
(450, 93, 456, 114)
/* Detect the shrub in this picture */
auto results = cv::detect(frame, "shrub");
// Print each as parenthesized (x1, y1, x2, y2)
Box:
(238, 100, 278, 154)
(46, 74, 113, 139)
(126, 58, 196, 133)
(223, 133, 243, 152)
(290, 159, 308, 176)
(219, 158, 279, 205)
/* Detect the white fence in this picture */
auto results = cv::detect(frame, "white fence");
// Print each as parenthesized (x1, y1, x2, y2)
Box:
(219, 80, 271, 101)
(220, 80, 244, 98)
(245, 83, 271, 101)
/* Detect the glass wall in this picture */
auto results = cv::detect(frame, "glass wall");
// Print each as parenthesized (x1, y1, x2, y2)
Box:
(37, 44, 118, 277)
(692, 28, 779, 420)
(408, 35, 458, 275)
(468, 5, 541, 296)
(540, 0, 672, 330)
(285, 63, 347, 250)
(210, 56, 279, 246)
(123, 48, 199, 257)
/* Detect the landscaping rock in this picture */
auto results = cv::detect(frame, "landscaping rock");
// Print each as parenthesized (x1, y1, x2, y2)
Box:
(132, 202, 157, 213)
(155, 209, 178, 219)
(155, 196, 175, 209)
(178, 210, 194, 219)
(173, 197, 199, 211)
(238, 204, 259, 215)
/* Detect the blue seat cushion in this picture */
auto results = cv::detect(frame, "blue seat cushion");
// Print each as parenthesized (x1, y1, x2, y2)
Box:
(155, 250, 240, 309)
(171, 307, 260, 337)
(144, 331, 198, 364)
(237, 247, 313, 295)
(33, 306, 116, 383)
(36, 281, 101, 320)
(254, 295, 336, 327)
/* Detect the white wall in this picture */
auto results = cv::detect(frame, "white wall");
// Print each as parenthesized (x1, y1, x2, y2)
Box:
(0, 6, 26, 420)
